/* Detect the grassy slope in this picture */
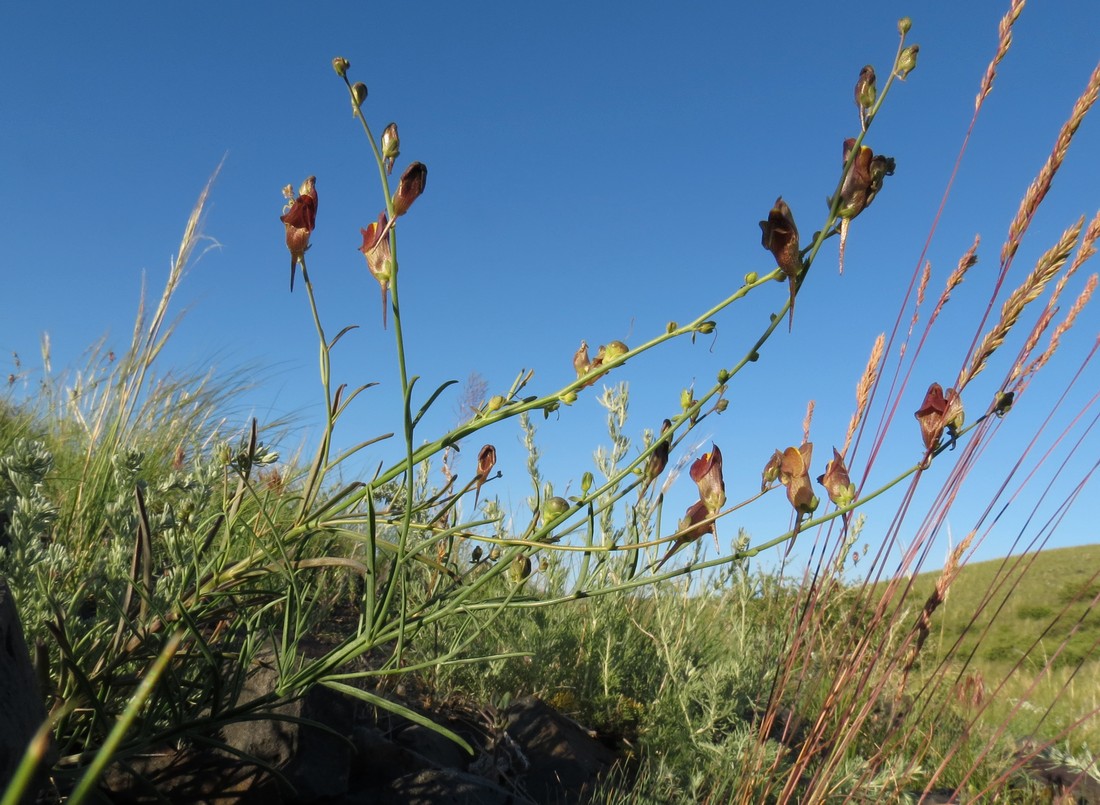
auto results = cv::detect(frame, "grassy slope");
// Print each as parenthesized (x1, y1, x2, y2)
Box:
(907, 544, 1100, 749)
(909, 544, 1100, 668)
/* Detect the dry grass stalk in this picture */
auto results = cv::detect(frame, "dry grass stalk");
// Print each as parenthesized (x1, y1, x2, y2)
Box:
(929, 237, 980, 330)
(802, 399, 815, 444)
(1020, 274, 1098, 383)
(1005, 211, 1098, 383)
(916, 260, 932, 308)
(1001, 62, 1100, 268)
(907, 261, 933, 336)
(842, 333, 884, 456)
(958, 219, 1083, 390)
(976, 0, 1026, 112)
(1011, 211, 1100, 383)
(899, 531, 975, 694)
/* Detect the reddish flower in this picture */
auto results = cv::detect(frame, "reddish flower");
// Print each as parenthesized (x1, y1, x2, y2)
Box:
(779, 442, 818, 515)
(360, 212, 393, 327)
(280, 176, 317, 292)
(817, 447, 856, 508)
(573, 340, 604, 388)
(914, 383, 964, 456)
(759, 197, 803, 330)
(640, 419, 672, 498)
(393, 161, 427, 217)
(653, 499, 714, 572)
(474, 444, 496, 507)
(690, 444, 726, 517)
(832, 140, 895, 274)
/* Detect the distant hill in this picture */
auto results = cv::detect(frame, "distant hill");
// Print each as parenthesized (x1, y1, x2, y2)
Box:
(903, 544, 1100, 668)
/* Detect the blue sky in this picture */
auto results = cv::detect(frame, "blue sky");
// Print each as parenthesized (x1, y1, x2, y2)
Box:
(3, 2, 1099, 572)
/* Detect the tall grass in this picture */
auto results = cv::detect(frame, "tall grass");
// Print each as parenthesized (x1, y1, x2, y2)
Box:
(3, 3, 1100, 802)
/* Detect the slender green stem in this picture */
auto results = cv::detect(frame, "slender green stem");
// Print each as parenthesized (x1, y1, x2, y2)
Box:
(297, 256, 335, 518)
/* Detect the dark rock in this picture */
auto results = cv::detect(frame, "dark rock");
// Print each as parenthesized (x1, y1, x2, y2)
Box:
(377, 768, 520, 805)
(504, 695, 617, 804)
(1020, 751, 1100, 804)
(390, 722, 473, 772)
(101, 747, 270, 803)
(220, 652, 355, 802)
(0, 576, 51, 802)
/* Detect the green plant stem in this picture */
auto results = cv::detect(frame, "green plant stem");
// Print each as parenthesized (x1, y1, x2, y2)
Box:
(297, 257, 335, 519)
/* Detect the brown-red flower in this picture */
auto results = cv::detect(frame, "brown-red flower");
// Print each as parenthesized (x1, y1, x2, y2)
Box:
(759, 197, 803, 330)
(281, 176, 317, 292)
(653, 499, 714, 572)
(690, 444, 726, 517)
(914, 382, 964, 458)
(474, 444, 497, 507)
(817, 447, 856, 508)
(393, 161, 427, 218)
(360, 212, 393, 327)
(778, 442, 818, 516)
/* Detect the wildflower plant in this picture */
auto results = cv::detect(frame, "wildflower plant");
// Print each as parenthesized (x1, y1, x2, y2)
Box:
(4, 6, 1100, 802)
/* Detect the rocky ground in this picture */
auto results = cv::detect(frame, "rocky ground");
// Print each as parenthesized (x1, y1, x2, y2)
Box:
(5, 582, 1100, 803)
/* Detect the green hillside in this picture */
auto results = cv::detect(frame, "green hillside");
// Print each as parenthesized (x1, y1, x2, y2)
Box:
(908, 544, 1100, 669)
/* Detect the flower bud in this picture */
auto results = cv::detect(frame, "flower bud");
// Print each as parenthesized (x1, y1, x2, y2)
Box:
(542, 496, 570, 520)
(487, 395, 505, 412)
(351, 82, 368, 107)
(489, 546, 502, 562)
(560, 390, 578, 405)
(696, 321, 716, 335)
(381, 122, 400, 175)
(715, 398, 729, 414)
(855, 65, 877, 119)
(897, 17, 912, 35)
(510, 554, 532, 583)
(581, 471, 594, 496)
(332, 57, 350, 78)
(761, 450, 782, 491)
(666, 321, 677, 334)
(896, 45, 919, 80)
(680, 388, 694, 411)
(601, 340, 629, 361)
(744, 271, 758, 284)
(717, 369, 730, 384)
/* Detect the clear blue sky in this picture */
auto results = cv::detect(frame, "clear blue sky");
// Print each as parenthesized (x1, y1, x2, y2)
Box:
(3, 2, 1098, 571)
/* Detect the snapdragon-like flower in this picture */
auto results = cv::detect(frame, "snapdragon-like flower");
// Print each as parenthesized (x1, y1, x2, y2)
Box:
(653, 500, 714, 572)
(832, 139, 895, 274)
(914, 382, 964, 459)
(778, 442, 818, 516)
(360, 212, 393, 327)
(818, 447, 856, 508)
(640, 419, 672, 498)
(690, 444, 726, 518)
(474, 444, 496, 507)
(760, 197, 803, 330)
(280, 176, 317, 292)
(393, 161, 427, 217)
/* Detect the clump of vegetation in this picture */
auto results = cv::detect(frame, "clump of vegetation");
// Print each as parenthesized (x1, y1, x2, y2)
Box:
(3, 3, 1100, 802)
